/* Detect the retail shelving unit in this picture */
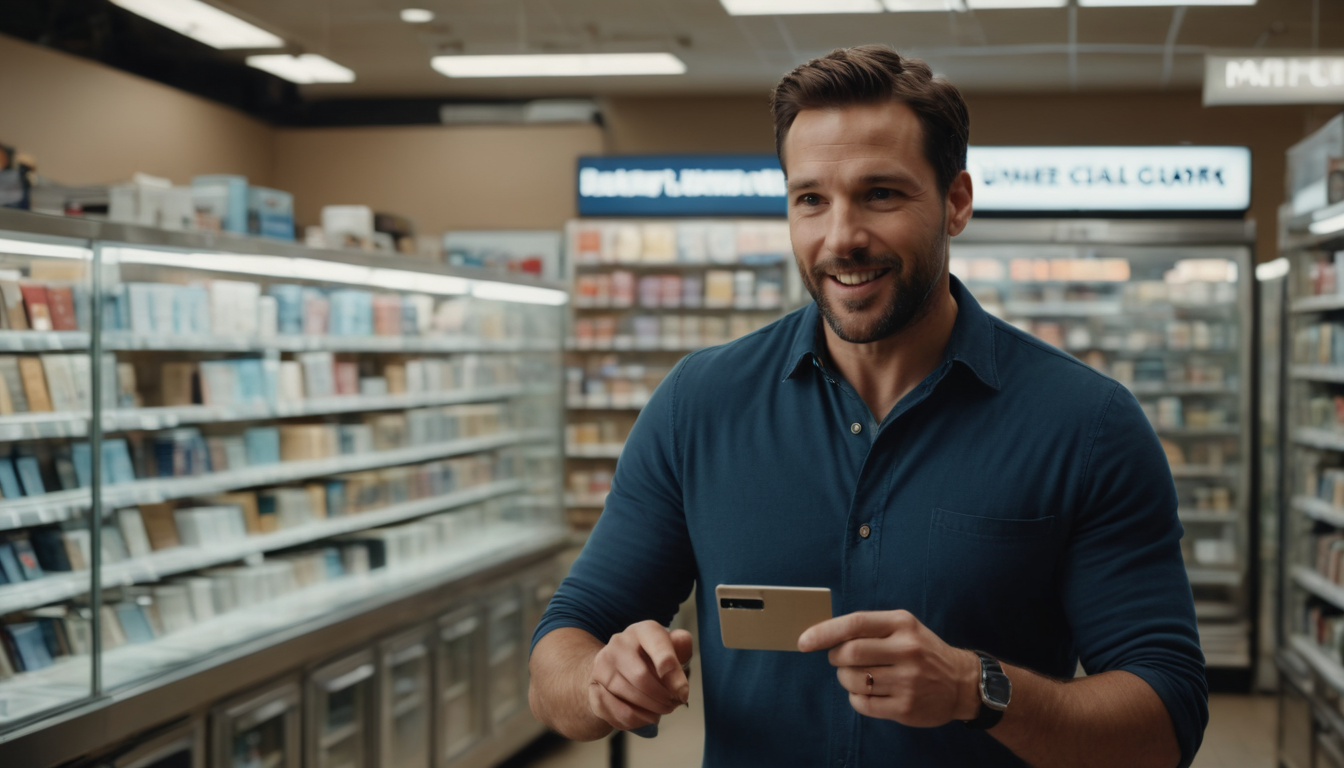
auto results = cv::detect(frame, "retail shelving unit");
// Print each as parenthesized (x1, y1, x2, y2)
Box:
(1277, 194, 1344, 767)
(0, 208, 569, 768)
(561, 218, 797, 530)
(951, 218, 1256, 679)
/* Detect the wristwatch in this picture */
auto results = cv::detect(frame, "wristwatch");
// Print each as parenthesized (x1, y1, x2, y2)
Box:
(963, 651, 1011, 730)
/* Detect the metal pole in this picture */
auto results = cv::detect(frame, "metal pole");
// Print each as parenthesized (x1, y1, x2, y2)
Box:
(89, 241, 104, 696)
(609, 730, 628, 768)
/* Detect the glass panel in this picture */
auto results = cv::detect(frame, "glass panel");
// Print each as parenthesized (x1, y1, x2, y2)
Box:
(232, 711, 287, 768)
(951, 242, 1252, 668)
(438, 610, 483, 760)
(0, 231, 98, 732)
(385, 645, 429, 768)
(487, 590, 524, 725)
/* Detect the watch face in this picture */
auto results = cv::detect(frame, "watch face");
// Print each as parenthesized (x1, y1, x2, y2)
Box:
(983, 671, 1011, 708)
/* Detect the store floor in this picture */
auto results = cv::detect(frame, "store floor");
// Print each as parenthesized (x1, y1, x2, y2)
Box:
(505, 682, 1279, 768)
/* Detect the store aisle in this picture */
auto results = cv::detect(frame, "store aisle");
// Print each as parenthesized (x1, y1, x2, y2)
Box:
(507, 690, 1277, 768)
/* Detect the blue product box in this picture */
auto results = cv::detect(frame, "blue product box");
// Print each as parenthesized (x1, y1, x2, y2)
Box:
(244, 427, 281, 466)
(191, 175, 249, 234)
(270, 284, 305, 334)
(248, 186, 295, 241)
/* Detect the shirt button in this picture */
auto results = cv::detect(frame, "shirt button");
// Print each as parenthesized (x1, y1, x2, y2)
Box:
(859, 524, 871, 539)
(850, 422, 862, 435)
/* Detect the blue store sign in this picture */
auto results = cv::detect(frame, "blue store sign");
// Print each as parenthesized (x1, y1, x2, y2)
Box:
(577, 155, 787, 217)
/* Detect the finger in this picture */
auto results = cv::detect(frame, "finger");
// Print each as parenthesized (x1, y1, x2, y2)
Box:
(799, 611, 911, 652)
(611, 640, 682, 707)
(670, 628, 694, 665)
(590, 682, 661, 731)
(630, 623, 689, 701)
(602, 668, 682, 716)
(835, 666, 889, 697)
(828, 637, 907, 668)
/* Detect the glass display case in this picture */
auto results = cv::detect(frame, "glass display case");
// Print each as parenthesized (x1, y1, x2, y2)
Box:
(0, 209, 567, 739)
(212, 679, 302, 768)
(378, 626, 432, 768)
(561, 218, 797, 531)
(88, 718, 204, 768)
(950, 218, 1255, 676)
(435, 601, 485, 766)
(306, 649, 376, 768)
(485, 584, 525, 728)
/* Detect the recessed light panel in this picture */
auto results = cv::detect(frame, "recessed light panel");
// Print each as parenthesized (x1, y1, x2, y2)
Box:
(110, 0, 284, 49)
(1080, 0, 1253, 5)
(246, 54, 356, 84)
(400, 8, 435, 22)
(431, 53, 687, 78)
(964, 0, 1067, 7)
(883, 0, 965, 10)
(719, 0, 883, 14)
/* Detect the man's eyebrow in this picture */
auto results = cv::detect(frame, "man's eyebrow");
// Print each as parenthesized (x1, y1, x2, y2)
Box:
(786, 172, 921, 193)
(786, 178, 819, 192)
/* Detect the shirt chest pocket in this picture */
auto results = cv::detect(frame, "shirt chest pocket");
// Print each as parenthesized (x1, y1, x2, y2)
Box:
(921, 508, 1059, 649)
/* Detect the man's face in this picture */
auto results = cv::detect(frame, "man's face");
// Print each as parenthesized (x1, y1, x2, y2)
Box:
(783, 101, 954, 344)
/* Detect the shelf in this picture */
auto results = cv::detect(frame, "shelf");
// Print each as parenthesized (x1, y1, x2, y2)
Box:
(1293, 365, 1344, 384)
(564, 493, 608, 508)
(565, 443, 624, 459)
(1293, 495, 1344, 528)
(0, 479, 524, 615)
(1294, 428, 1344, 452)
(1169, 465, 1238, 480)
(1293, 295, 1344, 315)
(1290, 634, 1344, 696)
(0, 429, 548, 533)
(1179, 509, 1240, 525)
(0, 524, 567, 727)
(566, 398, 646, 411)
(567, 338, 711, 353)
(1125, 382, 1237, 396)
(573, 259, 785, 271)
(1153, 426, 1240, 438)
(1283, 199, 1344, 251)
(0, 332, 559, 354)
(1002, 301, 1123, 317)
(1187, 567, 1244, 586)
(1293, 565, 1344, 610)
(1194, 601, 1242, 620)
(0, 385, 530, 439)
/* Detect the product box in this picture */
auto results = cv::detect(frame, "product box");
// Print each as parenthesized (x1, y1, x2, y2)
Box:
(108, 173, 172, 228)
(321, 205, 374, 249)
(248, 186, 295, 241)
(191, 174, 249, 234)
(1287, 113, 1344, 216)
(0, 144, 34, 211)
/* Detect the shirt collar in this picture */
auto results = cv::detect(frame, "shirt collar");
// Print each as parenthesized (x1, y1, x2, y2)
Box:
(780, 274, 1001, 391)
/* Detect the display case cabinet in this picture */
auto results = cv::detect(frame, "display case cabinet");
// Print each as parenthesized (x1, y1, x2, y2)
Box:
(211, 679, 302, 768)
(435, 601, 486, 766)
(306, 649, 376, 768)
(561, 218, 797, 530)
(378, 625, 432, 768)
(951, 218, 1256, 676)
(0, 208, 567, 762)
(78, 718, 205, 768)
(485, 584, 526, 728)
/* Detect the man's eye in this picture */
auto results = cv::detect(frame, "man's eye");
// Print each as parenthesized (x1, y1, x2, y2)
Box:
(872, 188, 893, 200)
(800, 194, 820, 206)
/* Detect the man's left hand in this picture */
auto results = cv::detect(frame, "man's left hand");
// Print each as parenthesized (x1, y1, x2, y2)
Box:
(798, 610, 985, 728)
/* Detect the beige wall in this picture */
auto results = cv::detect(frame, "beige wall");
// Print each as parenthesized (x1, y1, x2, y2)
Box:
(272, 124, 603, 233)
(0, 34, 273, 187)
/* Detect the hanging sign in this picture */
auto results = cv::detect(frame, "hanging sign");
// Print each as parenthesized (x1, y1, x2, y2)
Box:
(1204, 52, 1344, 105)
(579, 147, 1251, 217)
(966, 146, 1251, 214)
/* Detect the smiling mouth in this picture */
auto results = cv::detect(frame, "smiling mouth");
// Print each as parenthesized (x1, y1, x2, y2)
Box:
(829, 268, 891, 287)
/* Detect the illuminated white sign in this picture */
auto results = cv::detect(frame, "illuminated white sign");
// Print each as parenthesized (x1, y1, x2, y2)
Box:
(1204, 53, 1344, 105)
(578, 167, 787, 200)
(966, 146, 1251, 212)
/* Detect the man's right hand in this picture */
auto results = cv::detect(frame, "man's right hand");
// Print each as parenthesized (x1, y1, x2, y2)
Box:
(587, 620, 694, 731)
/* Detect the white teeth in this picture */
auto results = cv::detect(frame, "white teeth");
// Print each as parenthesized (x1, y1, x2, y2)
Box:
(834, 270, 881, 286)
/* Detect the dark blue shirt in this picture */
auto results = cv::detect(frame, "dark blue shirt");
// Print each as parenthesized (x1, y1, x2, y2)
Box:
(534, 276, 1207, 767)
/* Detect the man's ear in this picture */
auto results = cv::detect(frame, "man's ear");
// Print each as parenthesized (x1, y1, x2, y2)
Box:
(946, 170, 974, 237)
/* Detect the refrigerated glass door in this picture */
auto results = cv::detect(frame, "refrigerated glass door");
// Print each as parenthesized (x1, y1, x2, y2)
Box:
(116, 718, 204, 768)
(307, 649, 375, 768)
(379, 626, 431, 768)
(486, 585, 524, 726)
(212, 680, 301, 768)
(437, 603, 485, 764)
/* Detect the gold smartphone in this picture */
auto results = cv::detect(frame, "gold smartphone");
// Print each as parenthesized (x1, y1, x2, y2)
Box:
(716, 585, 833, 651)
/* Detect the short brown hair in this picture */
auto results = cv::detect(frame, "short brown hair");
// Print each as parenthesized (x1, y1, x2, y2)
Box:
(769, 45, 970, 194)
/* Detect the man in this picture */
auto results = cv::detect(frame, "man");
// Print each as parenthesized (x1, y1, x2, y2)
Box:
(530, 45, 1207, 768)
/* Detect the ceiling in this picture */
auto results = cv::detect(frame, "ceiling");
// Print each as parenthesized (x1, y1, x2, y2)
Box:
(216, 0, 1342, 98)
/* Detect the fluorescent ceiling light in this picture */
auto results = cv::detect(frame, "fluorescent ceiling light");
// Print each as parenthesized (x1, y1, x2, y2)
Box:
(109, 0, 283, 49)
(431, 53, 686, 78)
(965, 0, 1067, 7)
(1255, 257, 1289, 281)
(720, 0, 882, 13)
(0, 238, 92, 261)
(400, 8, 435, 22)
(246, 54, 355, 84)
(884, 0, 965, 9)
(1081, 0, 1251, 5)
(472, 280, 569, 306)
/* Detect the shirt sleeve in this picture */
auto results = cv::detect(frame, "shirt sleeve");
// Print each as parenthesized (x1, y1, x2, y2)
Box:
(530, 353, 699, 653)
(1063, 382, 1208, 768)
